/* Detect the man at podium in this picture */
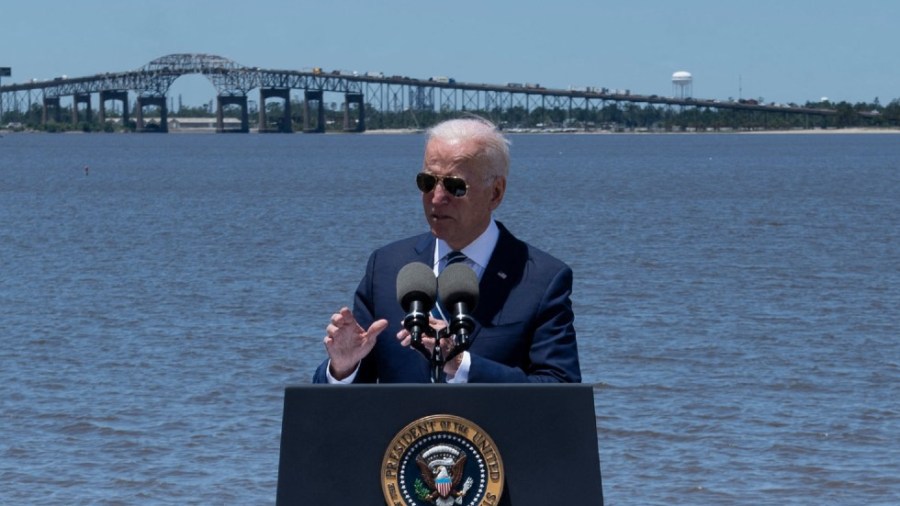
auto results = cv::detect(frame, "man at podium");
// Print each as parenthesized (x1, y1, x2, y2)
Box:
(313, 117, 581, 384)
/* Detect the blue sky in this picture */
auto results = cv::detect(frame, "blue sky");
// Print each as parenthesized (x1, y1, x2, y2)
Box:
(2, 0, 898, 106)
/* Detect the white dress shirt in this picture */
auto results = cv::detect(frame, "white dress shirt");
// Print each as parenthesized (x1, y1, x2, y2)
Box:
(432, 219, 499, 383)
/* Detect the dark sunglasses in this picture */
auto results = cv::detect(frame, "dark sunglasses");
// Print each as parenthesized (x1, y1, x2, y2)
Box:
(416, 172, 470, 198)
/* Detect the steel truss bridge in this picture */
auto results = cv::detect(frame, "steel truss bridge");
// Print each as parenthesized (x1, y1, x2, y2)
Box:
(1, 53, 853, 133)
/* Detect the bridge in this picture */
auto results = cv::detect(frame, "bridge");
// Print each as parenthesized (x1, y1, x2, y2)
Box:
(0, 53, 854, 133)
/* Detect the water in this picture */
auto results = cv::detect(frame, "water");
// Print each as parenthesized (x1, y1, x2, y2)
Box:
(2, 132, 898, 505)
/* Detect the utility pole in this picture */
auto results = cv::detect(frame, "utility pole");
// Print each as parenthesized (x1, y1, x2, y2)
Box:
(0, 67, 11, 123)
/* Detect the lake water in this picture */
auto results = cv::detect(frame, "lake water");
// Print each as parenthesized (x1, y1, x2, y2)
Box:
(1, 132, 898, 505)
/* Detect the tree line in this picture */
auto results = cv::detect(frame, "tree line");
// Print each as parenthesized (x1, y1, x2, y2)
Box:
(3, 96, 898, 132)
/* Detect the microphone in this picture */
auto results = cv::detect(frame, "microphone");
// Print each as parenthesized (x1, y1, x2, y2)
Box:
(396, 262, 438, 349)
(437, 263, 479, 354)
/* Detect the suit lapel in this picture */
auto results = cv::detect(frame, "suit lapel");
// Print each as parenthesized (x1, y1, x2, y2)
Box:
(415, 223, 526, 335)
(474, 222, 528, 327)
(413, 232, 435, 263)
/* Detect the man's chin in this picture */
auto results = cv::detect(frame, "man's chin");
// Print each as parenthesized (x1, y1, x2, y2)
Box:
(429, 222, 454, 240)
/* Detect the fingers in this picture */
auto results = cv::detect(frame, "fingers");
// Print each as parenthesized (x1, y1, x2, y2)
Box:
(325, 307, 359, 342)
(429, 316, 448, 332)
(396, 333, 435, 348)
(323, 313, 386, 375)
(397, 328, 412, 347)
(397, 330, 436, 351)
(366, 318, 389, 338)
(330, 307, 356, 328)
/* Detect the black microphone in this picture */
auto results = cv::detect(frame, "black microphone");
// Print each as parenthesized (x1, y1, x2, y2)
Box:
(437, 263, 479, 354)
(396, 262, 438, 349)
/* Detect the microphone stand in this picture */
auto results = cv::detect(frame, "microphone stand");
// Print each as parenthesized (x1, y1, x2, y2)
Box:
(405, 321, 443, 383)
(429, 328, 459, 384)
(431, 337, 446, 384)
(410, 326, 475, 384)
(405, 300, 476, 383)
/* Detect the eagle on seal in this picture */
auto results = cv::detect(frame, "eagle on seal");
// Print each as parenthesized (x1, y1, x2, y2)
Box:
(416, 450, 468, 505)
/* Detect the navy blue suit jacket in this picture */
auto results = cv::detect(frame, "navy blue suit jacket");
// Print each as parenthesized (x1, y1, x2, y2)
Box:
(313, 221, 581, 383)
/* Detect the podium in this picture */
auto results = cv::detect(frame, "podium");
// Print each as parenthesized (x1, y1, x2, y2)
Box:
(276, 384, 603, 505)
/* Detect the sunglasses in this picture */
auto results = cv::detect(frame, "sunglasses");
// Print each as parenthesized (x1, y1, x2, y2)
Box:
(416, 172, 470, 198)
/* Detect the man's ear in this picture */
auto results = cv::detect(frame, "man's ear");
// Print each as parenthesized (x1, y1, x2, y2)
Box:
(490, 177, 506, 210)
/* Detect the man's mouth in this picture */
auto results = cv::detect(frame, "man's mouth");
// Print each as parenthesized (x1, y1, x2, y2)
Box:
(430, 211, 453, 222)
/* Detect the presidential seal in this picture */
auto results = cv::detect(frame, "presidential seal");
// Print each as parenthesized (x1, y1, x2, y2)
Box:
(382, 414, 504, 506)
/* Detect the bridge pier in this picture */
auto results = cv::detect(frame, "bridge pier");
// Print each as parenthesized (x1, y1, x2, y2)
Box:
(343, 92, 365, 132)
(99, 90, 129, 125)
(42, 96, 62, 124)
(303, 90, 325, 133)
(258, 88, 292, 133)
(136, 95, 168, 132)
(72, 93, 92, 125)
(216, 95, 249, 133)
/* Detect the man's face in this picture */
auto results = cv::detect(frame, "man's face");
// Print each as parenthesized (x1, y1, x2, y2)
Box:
(421, 137, 505, 250)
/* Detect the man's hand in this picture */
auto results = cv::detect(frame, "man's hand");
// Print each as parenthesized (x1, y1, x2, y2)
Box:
(397, 318, 463, 376)
(324, 307, 387, 380)
(396, 316, 447, 351)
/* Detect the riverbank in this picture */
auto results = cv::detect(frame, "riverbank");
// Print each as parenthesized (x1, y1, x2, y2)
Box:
(736, 127, 900, 134)
(4, 126, 898, 135)
(365, 126, 900, 135)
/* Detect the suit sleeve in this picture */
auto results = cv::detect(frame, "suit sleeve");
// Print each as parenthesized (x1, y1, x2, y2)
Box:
(468, 265, 581, 383)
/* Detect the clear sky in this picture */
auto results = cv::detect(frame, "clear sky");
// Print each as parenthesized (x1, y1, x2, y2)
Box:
(2, 0, 898, 107)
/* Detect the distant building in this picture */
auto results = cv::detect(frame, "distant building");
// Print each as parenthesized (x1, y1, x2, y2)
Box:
(169, 117, 243, 131)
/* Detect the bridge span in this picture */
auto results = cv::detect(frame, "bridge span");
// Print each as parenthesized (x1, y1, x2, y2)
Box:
(1, 53, 848, 133)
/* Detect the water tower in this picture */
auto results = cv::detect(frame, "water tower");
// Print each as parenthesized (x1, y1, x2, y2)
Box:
(672, 71, 693, 99)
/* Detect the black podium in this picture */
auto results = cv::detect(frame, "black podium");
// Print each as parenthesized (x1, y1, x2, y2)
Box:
(276, 384, 603, 505)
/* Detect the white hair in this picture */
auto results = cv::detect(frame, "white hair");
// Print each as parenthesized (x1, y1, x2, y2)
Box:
(426, 117, 510, 179)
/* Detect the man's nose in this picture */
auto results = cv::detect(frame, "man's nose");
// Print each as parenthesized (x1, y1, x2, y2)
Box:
(430, 181, 451, 202)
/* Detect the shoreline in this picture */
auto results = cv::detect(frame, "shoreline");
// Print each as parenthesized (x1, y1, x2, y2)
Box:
(729, 127, 900, 135)
(364, 126, 900, 135)
(3, 126, 898, 135)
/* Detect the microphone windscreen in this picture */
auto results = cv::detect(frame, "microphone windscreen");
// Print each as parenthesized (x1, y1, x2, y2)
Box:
(396, 262, 437, 309)
(438, 263, 479, 310)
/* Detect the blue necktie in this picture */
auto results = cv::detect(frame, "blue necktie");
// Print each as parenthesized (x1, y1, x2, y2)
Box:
(444, 250, 467, 269)
(434, 251, 467, 319)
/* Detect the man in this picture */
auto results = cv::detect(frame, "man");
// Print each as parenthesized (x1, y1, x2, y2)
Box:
(313, 117, 580, 383)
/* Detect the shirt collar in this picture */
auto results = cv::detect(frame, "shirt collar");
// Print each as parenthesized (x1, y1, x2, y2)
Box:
(434, 219, 499, 271)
